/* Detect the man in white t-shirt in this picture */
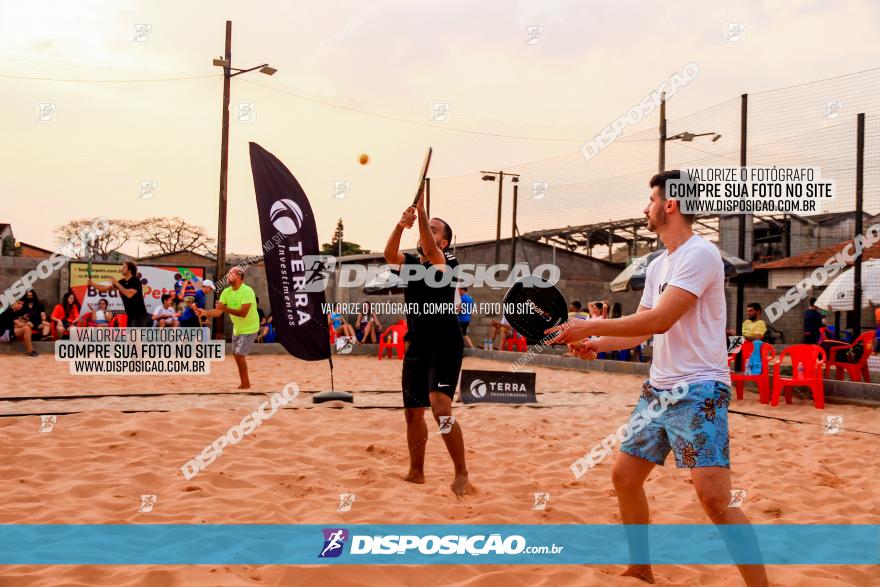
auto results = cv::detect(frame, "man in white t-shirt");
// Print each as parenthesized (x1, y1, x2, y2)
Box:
(548, 170, 767, 587)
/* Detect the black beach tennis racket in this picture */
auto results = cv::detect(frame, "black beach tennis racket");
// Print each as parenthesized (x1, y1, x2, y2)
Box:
(411, 147, 432, 207)
(502, 276, 568, 341)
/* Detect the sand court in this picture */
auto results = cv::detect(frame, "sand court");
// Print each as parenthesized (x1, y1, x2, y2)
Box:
(1, 354, 878, 586)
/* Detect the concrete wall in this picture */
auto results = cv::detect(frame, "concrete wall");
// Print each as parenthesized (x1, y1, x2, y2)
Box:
(3, 245, 870, 346)
(768, 268, 809, 289)
(0, 257, 61, 310)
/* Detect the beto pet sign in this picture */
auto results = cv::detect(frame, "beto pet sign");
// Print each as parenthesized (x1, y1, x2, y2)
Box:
(459, 369, 537, 404)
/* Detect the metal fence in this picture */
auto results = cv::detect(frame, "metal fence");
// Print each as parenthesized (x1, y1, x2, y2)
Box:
(428, 66, 880, 344)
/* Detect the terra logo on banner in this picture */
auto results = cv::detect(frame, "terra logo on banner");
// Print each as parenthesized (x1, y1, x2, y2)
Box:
(269, 199, 305, 235)
(459, 369, 537, 404)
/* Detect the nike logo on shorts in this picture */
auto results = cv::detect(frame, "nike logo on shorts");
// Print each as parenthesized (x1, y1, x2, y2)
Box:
(438, 384, 450, 388)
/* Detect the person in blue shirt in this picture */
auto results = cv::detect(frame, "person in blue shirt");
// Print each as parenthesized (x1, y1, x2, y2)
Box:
(178, 277, 213, 328)
(457, 287, 474, 348)
(328, 309, 356, 339)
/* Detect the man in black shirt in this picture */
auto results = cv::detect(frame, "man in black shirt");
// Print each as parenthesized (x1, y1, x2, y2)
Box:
(88, 261, 150, 327)
(384, 189, 472, 496)
(0, 299, 37, 356)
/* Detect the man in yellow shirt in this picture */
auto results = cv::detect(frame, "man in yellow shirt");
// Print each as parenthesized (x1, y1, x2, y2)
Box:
(197, 266, 260, 389)
(741, 303, 767, 341)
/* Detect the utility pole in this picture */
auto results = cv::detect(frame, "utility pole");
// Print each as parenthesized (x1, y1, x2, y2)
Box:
(215, 21, 232, 337)
(510, 182, 519, 268)
(658, 92, 666, 173)
(735, 94, 748, 371)
(211, 20, 277, 338)
(854, 112, 865, 334)
(481, 170, 520, 265)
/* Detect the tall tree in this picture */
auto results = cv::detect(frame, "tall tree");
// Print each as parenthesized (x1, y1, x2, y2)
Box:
(320, 217, 369, 256)
(55, 218, 138, 259)
(135, 217, 216, 256)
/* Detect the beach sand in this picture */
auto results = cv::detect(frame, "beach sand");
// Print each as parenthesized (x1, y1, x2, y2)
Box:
(0, 354, 878, 586)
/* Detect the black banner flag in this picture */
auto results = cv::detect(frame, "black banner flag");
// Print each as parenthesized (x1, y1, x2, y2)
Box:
(250, 142, 330, 361)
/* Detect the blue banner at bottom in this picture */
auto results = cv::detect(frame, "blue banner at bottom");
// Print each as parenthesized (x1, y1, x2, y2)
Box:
(0, 524, 877, 565)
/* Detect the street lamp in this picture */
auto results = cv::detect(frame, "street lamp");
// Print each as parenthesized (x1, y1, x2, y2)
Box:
(658, 92, 722, 172)
(481, 170, 520, 264)
(667, 131, 722, 142)
(211, 20, 276, 338)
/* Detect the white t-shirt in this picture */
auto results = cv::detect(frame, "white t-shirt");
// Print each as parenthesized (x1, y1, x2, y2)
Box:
(153, 306, 176, 320)
(639, 235, 731, 388)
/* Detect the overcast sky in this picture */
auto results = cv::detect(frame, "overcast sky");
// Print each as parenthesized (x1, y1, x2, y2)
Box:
(1, 0, 879, 254)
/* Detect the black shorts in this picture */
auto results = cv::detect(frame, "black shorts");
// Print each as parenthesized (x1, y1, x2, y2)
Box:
(128, 315, 152, 328)
(459, 321, 470, 336)
(402, 343, 464, 408)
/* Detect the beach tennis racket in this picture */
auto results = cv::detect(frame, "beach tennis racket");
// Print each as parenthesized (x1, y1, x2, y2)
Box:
(502, 276, 568, 341)
(411, 147, 432, 207)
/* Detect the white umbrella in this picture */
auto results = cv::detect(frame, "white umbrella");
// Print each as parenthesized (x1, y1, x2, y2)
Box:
(815, 259, 880, 311)
(610, 247, 751, 293)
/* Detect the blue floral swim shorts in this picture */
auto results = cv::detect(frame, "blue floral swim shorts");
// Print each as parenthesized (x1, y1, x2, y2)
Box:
(619, 379, 732, 468)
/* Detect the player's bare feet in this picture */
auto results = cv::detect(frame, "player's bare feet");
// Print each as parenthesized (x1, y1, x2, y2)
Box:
(404, 470, 425, 484)
(621, 565, 654, 583)
(451, 473, 474, 496)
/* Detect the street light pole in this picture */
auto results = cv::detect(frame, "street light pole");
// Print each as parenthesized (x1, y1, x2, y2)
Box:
(481, 170, 520, 265)
(495, 171, 504, 265)
(510, 181, 519, 268)
(211, 20, 276, 338)
(658, 92, 666, 173)
(215, 20, 232, 337)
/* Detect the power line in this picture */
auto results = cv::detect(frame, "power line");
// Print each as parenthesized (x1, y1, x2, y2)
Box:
(239, 78, 588, 143)
(0, 72, 219, 83)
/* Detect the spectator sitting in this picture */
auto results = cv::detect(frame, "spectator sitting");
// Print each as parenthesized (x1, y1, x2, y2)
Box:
(51, 289, 81, 340)
(88, 299, 113, 327)
(329, 310, 357, 339)
(355, 303, 383, 343)
(727, 302, 767, 341)
(0, 299, 37, 356)
(262, 314, 276, 343)
(588, 301, 607, 320)
(489, 315, 511, 348)
(568, 301, 590, 320)
(152, 294, 179, 328)
(22, 290, 52, 340)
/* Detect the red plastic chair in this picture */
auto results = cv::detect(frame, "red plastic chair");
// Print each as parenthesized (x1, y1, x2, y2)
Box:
(771, 345, 827, 409)
(728, 341, 775, 404)
(329, 325, 337, 344)
(502, 331, 527, 352)
(76, 312, 95, 328)
(825, 331, 874, 382)
(378, 321, 407, 360)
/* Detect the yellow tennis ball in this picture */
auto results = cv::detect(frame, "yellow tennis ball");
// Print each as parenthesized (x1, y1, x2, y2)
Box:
(359, 153, 369, 165)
